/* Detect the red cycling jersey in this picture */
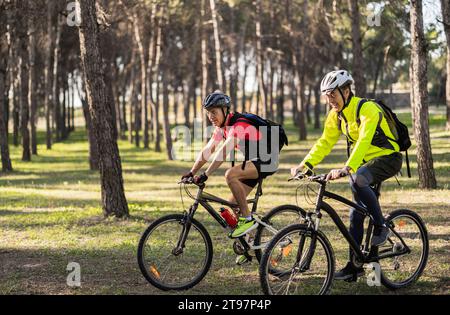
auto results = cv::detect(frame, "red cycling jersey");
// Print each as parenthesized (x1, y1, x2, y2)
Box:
(212, 113, 262, 148)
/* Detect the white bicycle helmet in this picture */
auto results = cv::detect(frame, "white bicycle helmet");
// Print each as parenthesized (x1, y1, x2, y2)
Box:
(320, 70, 354, 94)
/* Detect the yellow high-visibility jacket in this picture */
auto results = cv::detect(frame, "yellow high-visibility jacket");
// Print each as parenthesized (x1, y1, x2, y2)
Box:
(301, 96, 400, 172)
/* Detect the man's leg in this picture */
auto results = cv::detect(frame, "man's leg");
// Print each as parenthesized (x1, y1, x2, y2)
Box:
(228, 183, 254, 215)
(335, 182, 368, 280)
(350, 166, 384, 226)
(225, 163, 259, 218)
(350, 165, 391, 247)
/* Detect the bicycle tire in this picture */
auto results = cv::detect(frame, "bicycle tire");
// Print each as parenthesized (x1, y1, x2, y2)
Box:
(379, 209, 429, 290)
(259, 224, 335, 295)
(137, 214, 213, 291)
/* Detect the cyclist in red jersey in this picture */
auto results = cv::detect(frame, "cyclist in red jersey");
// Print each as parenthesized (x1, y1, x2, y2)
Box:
(181, 92, 279, 239)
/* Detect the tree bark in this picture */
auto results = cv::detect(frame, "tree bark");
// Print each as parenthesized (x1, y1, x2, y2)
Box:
(209, 0, 225, 91)
(133, 13, 149, 149)
(255, 0, 267, 117)
(314, 82, 321, 129)
(78, 0, 129, 217)
(0, 1, 13, 171)
(27, 0, 38, 155)
(79, 76, 99, 171)
(153, 10, 162, 152)
(161, 72, 173, 160)
(441, 0, 450, 131)
(12, 63, 19, 147)
(276, 65, 285, 125)
(44, 0, 54, 149)
(410, 0, 437, 189)
(201, 0, 211, 141)
(18, 0, 31, 161)
(348, 0, 366, 95)
(52, 15, 62, 142)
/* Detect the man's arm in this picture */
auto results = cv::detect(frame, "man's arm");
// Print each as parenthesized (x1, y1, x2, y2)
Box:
(190, 135, 221, 175)
(204, 135, 237, 176)
(300, 111, 342, 169)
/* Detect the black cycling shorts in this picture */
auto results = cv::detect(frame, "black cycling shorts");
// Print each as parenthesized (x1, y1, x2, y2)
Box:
(240, 160, 277, 188)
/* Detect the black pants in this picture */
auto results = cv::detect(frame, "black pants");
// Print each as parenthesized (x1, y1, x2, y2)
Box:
(348, 152, 403, 254)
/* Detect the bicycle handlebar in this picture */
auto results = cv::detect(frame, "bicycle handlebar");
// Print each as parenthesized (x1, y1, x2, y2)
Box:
(178, 177, 205, 188)
(288, 171, 347, 183)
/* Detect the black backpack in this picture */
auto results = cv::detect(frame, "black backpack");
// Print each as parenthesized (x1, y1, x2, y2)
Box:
(228, 112, 289, 169)
(356, 99, 412, 177)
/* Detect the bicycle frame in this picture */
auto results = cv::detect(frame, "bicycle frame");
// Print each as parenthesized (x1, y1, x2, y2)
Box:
(303, 178, 411, 264)
(175, 179, 277, 255)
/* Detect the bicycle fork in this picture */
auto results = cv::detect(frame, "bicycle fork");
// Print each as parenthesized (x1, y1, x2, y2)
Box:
(173, 191, 203, 256)
(294, 190, 324, 272)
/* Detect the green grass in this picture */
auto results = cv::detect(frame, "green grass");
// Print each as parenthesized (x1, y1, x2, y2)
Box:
(0, 106, 449, 295)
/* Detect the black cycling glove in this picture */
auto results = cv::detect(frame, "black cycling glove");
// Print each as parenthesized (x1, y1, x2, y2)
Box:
(181, 171, 194, 181)
(194, 172, 208, 185)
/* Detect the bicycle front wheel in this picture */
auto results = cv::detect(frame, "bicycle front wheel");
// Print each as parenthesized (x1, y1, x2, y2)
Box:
(379, 209, 429, 290)
(137, 214, 213, 291)
(259, 224, 335, 295)
(254, 204, 306, 262)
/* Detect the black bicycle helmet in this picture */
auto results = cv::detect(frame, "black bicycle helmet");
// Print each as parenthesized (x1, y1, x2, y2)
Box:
(203, 92, 231, 109)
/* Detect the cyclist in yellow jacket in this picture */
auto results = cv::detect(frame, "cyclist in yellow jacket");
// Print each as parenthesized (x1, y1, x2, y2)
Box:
(291, 70, 402, 281)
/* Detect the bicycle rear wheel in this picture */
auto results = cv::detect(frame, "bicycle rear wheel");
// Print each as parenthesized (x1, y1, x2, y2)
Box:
(259, 224, 335, 295)
(137, 214, 213, 291)
(379, 209, 429, 290)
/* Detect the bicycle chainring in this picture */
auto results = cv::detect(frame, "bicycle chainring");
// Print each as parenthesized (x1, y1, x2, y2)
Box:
(233, 240, 245, 255)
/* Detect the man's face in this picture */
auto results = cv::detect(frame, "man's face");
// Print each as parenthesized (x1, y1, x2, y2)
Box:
(325, 89, 345, 112)
(206, 107, 225, 127)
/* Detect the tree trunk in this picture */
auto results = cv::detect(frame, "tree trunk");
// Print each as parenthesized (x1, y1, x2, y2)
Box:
(133, 13, 149, 149)
(305, 85, 312, 125)
(276, 65, 285, 125)
(128, 57, 136, 144)
(348, 0, 366, 95)
(70, 77, 75, 131)
(78, 0, 129, 217)
(52, 16, 62, 142)
(209, 0, 225, 91)
(153, 10, 163, 152)
(61, 80, 67, 140)
(410, 0, 437, 189)
(29, 7, 38, 155)
(44, 0, 54, 149)
(201, 0, 210, 141)
(441, 0, 450, 131)
(0, 2, 13, 171)
(18, 0, 31, 161)
(290, 74, 298, 125)
(161, 72, 173, 160)
(269, 61, 275, 120)
(314, 83, 321, 129)
(241, 54, 250, 113)
(79, 78, 99, 171)
(255, 0, 267, 117)
(13, 66, 19, 146)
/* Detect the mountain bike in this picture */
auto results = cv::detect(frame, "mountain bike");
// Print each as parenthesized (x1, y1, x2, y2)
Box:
(137, 177, 306, 291)
(259, 172, 429, 295)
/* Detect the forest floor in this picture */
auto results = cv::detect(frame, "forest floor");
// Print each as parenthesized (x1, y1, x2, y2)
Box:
(0, 106, 449, 295)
